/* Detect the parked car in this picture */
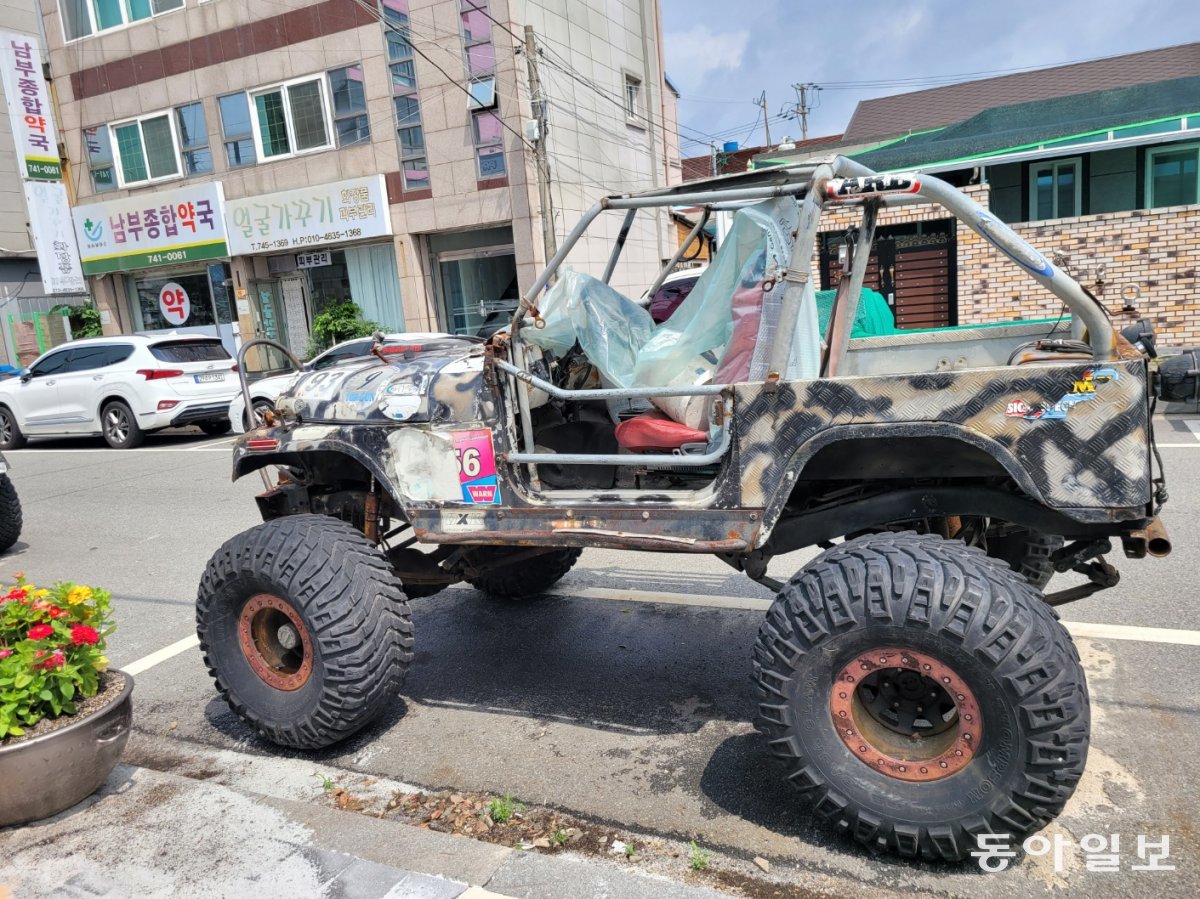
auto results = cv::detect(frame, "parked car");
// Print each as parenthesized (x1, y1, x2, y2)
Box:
(641, 265, 707, 323)
(229, 333, 466, 432)
(0, 335, 237, 450)
(0, 450, 20, 552)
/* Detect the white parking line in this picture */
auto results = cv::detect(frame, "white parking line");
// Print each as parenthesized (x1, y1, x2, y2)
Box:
(1185, 420, 1200, 441)
(554, 585, 1200, 647)
(123, 634, 200, 676)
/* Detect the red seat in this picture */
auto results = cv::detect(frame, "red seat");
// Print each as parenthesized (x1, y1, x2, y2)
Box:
(614, 410, 708, 452)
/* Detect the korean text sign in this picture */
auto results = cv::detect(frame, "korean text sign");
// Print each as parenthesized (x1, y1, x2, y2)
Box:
(72, 182, 229, 275)
(0, 31, 61, 181)
(225, 175, 392, 255)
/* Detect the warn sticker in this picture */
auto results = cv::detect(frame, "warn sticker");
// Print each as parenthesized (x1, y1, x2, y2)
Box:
(452, 429, 500, 504)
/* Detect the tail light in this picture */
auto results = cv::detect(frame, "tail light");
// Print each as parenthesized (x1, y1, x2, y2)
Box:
(157, 400, 180, 411)
(246, 437, 280, 452)
(230, 363, 239, 371)
(136, 369, 184, 380)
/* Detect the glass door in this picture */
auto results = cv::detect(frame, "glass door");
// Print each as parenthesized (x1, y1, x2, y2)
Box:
(435, 246, 518, 336)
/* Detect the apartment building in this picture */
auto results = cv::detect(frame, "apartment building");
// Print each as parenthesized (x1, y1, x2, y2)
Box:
(40, 0, 679, 358)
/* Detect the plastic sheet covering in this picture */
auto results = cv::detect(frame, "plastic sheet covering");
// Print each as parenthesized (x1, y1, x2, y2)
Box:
(526, 197, 801, 393)
(815, 287, 897, 338)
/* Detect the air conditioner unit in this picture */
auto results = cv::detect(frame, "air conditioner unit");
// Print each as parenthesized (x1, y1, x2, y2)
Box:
(267, 254, 298, 275)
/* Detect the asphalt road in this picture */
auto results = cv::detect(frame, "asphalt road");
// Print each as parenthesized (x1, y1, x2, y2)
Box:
(3, 421, 1199, 897)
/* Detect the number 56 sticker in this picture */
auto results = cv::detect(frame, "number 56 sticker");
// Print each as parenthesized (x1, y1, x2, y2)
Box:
(452, 429, 500, 504)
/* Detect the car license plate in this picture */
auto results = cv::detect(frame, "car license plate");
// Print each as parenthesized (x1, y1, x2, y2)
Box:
(195, 372, 225, 383)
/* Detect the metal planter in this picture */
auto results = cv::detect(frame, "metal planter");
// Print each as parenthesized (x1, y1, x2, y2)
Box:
(0, 670, 133, 828)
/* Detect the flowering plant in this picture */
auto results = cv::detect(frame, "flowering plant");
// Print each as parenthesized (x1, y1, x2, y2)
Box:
(0, 575, 113, 738)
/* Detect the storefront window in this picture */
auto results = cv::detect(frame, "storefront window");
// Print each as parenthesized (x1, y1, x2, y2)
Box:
(307, 250, 352, 317)
(438, 251, 518, 336)
(125, 269, 233, 331)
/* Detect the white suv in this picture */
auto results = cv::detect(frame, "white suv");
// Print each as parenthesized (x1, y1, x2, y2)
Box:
(0, 335, 238, 449)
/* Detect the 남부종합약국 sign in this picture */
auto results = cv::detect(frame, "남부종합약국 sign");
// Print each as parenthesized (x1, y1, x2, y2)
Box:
(71, 183, 229, 275)
(0, 31, 61, 181)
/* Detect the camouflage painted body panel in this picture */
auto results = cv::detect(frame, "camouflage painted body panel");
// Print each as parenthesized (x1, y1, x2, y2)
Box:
(235, 353, 1150, 552)
(727, 359, 1151, 538)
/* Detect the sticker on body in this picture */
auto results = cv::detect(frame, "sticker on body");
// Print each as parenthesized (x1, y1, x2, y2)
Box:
(452, 429, 500, 504)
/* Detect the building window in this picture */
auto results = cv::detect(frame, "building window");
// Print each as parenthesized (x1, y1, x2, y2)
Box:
(1146, 143, 1199, 208)
(460, 0, 497, 109)
(60, 0, 183, 42)
(218, 93, 256, 167)
(250, 77, 332, 160)
(624, 73, 642, 122)
(175, 102, 212, 175)
(328, 64, 371, 146)
(1028, 157, 1081, 220)
(84, 125, 117, 193)
(385, 0, 429, 191)
(111, 111, 180, 186)
(472, 110, 504, 180)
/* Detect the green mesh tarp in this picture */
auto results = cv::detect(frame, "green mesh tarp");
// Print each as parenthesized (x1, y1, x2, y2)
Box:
(851, 75, 1200, 172)
(815, 287, 897, 338)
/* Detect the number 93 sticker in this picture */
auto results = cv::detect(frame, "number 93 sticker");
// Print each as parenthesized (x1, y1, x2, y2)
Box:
(452, 429, 500, 504)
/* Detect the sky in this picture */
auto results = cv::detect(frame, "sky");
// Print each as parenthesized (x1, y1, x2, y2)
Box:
(660, 0, 1200, 160)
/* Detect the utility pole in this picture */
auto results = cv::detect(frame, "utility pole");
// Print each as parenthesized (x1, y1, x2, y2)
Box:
(710, 142, 718, 176)
(790, 82, 820, 141)
(753, 91, 771, 147)
(523, 26, 557, 267)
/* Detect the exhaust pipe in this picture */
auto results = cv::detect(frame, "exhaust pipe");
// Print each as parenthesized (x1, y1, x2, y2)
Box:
(1123, 516, 1172, 558)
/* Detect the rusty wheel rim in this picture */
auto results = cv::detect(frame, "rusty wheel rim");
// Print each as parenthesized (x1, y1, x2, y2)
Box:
(237, 593, 313, 691)
(829, 647, 981, 782)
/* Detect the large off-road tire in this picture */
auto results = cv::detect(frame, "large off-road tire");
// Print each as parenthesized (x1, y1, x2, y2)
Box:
(466, 547, 582, 600)
(987, 526, 1063, 590)
(0, 406, 25, 450)
(752, 531, 1089, 861)
(197, 514, 414, 749)
(0, 475, 21, 552)
(101, 400, 144, 449)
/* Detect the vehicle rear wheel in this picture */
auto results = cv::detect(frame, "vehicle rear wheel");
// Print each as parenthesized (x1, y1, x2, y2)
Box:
(987, 526, 1063, 589)
(251, 400, 275, 426)
(0, 406, 25, 451)
(199, 420, 232, 437)
(466, 547, 582, 600)
(752, 531, 1088, 861)
(101, 400, 144, 449)
(0, 475, 21, 552)
(196, 514, 414, 749)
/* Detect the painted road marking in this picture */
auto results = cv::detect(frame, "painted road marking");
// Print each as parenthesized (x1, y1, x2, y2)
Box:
(123, 634, 200, 676)
(1185, 420, 1200, 440)
(552, 586, 1200, 647)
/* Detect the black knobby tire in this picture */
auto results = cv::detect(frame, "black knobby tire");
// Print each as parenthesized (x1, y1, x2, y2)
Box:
(0, 475, 21, 552)
(101, 400, 144, 449)
(987, 527, 1063, 589)
(752, 531, 1089, 861)
(466, 548, 582, 600)
(0, 406, 25, 451)
(199, 420, 232, 437)
(197, 514, 414, 749)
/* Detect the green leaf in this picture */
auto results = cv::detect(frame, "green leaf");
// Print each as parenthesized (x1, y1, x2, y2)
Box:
(7, 725, 23, 736)
(38, 689, 53, 701)
(14, 673, 31, 689)
(61, 680, 75, 700)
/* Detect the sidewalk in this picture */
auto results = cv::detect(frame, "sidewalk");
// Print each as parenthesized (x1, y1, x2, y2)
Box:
(0, 735, 730, 899)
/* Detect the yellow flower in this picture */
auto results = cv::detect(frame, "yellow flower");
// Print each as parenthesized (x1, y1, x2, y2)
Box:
(32, 588, 50, 598)
(96, 655, 109, 672)
(66, 586, 94, 606)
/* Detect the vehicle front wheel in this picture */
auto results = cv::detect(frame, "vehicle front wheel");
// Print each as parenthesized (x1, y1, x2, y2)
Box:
(197, 514, 414, 749)
(466, 547, 582, 600)
(0, 475, 21, 552)
(101, 400, 144, 449)
(752, 531, 1089, 861)
(0, 406, 25, 451)
(199, 420, 232, 437)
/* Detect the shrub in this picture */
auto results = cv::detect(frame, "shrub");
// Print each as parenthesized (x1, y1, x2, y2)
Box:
(50, 303, 104, 339)
(0, 576, 114, 738)
(306, 301, 380, 358)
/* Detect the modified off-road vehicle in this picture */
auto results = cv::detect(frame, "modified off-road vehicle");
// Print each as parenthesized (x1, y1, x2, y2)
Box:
(198, 157, 1189, 861)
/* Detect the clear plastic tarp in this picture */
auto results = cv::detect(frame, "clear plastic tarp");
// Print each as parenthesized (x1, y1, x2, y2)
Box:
(526, 197, 806, 404)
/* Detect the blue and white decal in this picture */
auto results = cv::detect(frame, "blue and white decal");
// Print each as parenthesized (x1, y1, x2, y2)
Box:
(975, 211, 1053, 277)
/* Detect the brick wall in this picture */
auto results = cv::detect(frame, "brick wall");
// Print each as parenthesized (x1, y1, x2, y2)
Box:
(818, 184, 1200, 347)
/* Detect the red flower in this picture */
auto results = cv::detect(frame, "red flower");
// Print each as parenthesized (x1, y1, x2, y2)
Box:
(37, 649, 65, 670)
(47, 606, 68, 619)
(27, 624, 53, 641)
(4, 587, 27, 602)
(70, 625, 100, 646)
